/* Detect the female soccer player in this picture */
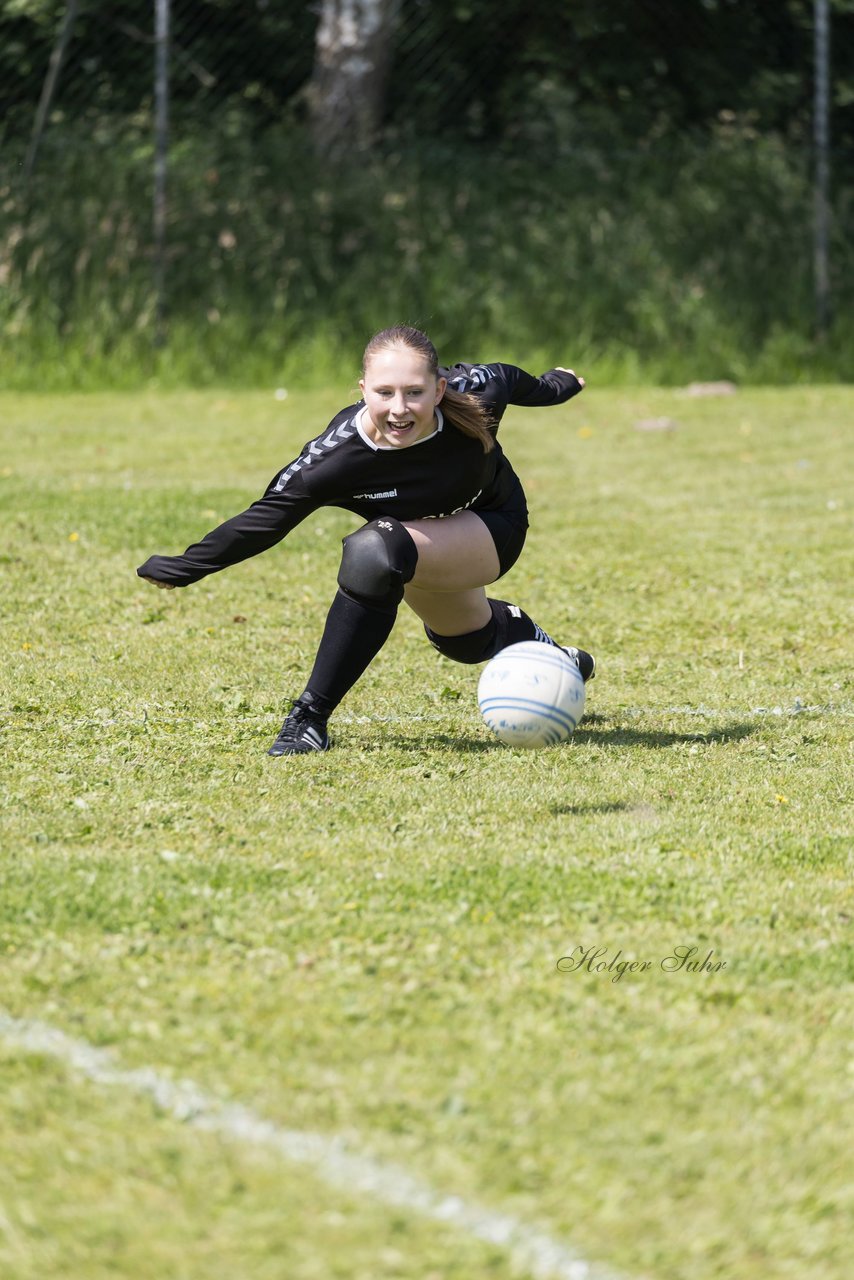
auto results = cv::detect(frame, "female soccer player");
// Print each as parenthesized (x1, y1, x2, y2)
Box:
(138, 325, 594, 755)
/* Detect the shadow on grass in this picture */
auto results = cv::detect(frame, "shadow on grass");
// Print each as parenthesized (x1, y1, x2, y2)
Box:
(353, 720, 757, 754)
(349, 712, 757, 754)
(550, 801, 639, 816)
(357, 732, 498, 754)
(573, 719, 756, 749)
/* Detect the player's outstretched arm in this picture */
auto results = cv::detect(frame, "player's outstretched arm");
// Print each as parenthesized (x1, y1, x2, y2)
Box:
(464, 362, 584, 410)
(506, 364, 585, 406)
(137, 487, 319, 588)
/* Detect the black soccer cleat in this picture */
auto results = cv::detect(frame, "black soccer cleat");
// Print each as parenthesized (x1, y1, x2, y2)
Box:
(561, 645, 596, 683)
(267, 696, 330, 756)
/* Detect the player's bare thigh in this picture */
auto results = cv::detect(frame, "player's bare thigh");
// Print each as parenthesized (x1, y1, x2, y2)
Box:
(404, 582, 491, 636)
(403, 510, 500, 589)
(402, 511, 498, 635)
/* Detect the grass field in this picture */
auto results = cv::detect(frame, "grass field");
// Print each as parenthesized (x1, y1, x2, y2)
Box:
(1, 382, 851, 1280)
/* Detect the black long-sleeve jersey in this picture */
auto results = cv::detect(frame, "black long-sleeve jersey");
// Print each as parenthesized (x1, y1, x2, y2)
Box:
(137, 363, 583, 587)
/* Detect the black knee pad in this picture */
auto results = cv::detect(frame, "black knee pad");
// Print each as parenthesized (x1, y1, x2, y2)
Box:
(338, 518, 418, 608)
(425, 599, 518, 665)
(425, 624, 493, 664)
(424, 602, 500, 665)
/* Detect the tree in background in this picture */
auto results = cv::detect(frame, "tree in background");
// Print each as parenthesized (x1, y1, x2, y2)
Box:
(307, 0, 400, 156)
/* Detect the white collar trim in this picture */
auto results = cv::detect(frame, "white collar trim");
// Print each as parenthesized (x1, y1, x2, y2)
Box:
(356, 406, 444, 451)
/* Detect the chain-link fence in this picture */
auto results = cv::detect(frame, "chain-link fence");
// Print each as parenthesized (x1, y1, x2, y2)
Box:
(1, 1, 852, 384)
(7, 2, 851, 161)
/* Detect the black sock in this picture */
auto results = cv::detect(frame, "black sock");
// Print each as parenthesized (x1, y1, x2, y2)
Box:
(300, 589, 397, 716)
(491, 599, 558, 651)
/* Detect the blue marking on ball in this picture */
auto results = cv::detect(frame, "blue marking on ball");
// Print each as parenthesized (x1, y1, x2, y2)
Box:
(477, 642, 586, 748)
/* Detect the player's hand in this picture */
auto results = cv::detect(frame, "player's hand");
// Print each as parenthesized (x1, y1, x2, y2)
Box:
(556, 368, 585, 388)
(141, 576, 175, 590)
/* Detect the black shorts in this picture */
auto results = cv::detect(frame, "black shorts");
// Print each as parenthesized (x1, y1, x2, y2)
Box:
(475, 507, 529, 579)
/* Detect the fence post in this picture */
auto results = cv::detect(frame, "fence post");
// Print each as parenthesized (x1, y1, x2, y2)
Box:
(153, 0, 171, 347)
(813, 0, 831, 340)
(23, 0, 80, 186)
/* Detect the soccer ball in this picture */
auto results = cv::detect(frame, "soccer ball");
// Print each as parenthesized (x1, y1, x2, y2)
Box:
(477, 642, 586, 748)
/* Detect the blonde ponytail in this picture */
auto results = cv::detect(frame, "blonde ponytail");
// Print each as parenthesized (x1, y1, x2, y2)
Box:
(438, 385, 495, 453)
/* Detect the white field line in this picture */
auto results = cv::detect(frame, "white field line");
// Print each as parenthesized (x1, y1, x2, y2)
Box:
(0, 1013, 630, 1280)
(2, 701, 851, 733)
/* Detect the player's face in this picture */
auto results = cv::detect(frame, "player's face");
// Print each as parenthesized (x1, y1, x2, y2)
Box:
(360, 347, 447, 448)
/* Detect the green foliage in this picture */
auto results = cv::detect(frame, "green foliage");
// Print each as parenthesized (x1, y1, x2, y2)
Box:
(1, 120, 852, 390)
(0, 0, 316, 131)
(3, 0, 852, 145)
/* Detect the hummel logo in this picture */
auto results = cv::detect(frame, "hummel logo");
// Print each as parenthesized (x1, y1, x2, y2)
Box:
(353, 489, 398, 500)
(377, 521, 394, 531)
